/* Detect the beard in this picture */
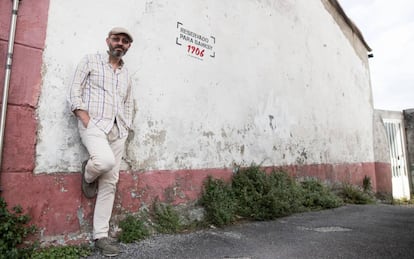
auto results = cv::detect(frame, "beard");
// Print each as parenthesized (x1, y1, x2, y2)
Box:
(108, 44, 128, 58)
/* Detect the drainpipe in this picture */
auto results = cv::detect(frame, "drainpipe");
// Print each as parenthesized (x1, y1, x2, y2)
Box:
(0, 0, 21, 192)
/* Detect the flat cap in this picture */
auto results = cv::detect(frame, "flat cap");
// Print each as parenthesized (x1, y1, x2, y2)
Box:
(108, 27, 133, 42)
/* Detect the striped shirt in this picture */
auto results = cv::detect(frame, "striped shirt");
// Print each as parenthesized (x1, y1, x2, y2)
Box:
(68, 52, 133, 138)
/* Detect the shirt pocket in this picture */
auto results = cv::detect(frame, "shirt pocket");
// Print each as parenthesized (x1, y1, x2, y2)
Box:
(117, 79, 128, 100)
(88, 68, 105, 90)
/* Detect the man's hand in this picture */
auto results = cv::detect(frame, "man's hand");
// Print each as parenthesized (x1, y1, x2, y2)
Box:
(74, 109, 90, 128)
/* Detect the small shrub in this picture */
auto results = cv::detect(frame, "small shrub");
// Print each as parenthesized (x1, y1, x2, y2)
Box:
(338, 183, 375, 204)
(31, 245, 91, 259)
(0, 197, 37, 259)
(362, 175, 372, 193)
(118, 214, 150, 243)
(153, 203, 182, 234)
(232, 166, 304, 220)
(300, 178, 343, 210)
(375, 192, 393, 204)
(200, 176, 237, 227)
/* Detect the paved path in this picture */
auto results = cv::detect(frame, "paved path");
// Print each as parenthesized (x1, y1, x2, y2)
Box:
(88, 204, 414, 258)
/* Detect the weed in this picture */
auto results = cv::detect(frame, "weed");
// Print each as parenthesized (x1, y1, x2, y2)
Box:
(0, 197, 37, 259)
(117, 214, 150, 243)
(31, 245, 91, 259)
(362, 175, 372, 193)
(201, 166, 347, 224)
(153, 203, 182, 234)
(300, 178, 343, 210)
(200, 176, 237, 227)
(337, 183, 375, 204)
(375, 192, 394, 204)
(232, 166, 304, 220)
(392, 197, 414, 205)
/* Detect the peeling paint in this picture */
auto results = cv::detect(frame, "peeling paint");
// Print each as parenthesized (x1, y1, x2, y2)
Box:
(240, 145, 245, 155)
(77, 207, 84, 226)
(130, 192, 140, 199)
(296, 148, 308, 164)
(203, 131, 215, 138)
(143, 129, 166, 146)
(269, 114, 275, 130)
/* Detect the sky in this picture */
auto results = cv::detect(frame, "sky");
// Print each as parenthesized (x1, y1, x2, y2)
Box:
(339, 0, 414, 111)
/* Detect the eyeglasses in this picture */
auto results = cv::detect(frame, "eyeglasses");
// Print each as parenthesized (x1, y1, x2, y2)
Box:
(110, 36, 130, 44)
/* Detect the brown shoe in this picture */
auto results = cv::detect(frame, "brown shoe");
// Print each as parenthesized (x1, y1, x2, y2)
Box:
(81, 160, 97, 198)
(95, 237, 120, 257)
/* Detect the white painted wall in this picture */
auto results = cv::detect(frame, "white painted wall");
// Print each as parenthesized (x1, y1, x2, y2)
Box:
(36, 0, 374, 173)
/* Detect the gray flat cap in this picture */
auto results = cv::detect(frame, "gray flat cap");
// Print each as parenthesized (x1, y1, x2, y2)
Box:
(108, 27, 133, 42)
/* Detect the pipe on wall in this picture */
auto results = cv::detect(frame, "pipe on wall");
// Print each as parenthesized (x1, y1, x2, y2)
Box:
(0, 0, 21, 192)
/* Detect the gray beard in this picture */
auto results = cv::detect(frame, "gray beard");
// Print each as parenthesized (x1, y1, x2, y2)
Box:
(109, 49, 124, 58)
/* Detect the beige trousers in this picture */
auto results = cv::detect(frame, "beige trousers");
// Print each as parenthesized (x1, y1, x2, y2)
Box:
(78, 121, 127, 240)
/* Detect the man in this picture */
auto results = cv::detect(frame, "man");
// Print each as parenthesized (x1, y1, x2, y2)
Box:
(68, 27, 134, 256)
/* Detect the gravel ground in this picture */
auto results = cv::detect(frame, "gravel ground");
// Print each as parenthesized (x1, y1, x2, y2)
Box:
(86, 204, 414, 259)
(87, 230, 220, 259)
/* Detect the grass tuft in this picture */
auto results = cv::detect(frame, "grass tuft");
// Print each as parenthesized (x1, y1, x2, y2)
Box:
(337, 183, 375, 204)
(232, 166, 304, 220)
(300, 178, 343, 210)
(118, 214, 150, 243)
(31, 245, 91, 259)
(200, 176, 237, 227)
(153, 203, 182, 234)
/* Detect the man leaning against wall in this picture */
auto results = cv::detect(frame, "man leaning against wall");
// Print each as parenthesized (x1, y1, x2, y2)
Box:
(67, 27, 134, 257)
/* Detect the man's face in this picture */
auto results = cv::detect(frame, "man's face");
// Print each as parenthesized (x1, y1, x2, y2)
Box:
(106, 34, 131, 58)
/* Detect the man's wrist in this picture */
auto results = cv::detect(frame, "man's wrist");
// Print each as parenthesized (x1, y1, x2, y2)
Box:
(74, 109, 86, 116)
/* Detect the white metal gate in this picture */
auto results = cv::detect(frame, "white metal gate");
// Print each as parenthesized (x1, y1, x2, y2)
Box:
(383, 119, 410, 200)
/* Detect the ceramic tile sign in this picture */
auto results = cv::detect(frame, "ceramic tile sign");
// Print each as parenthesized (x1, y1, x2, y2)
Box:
(176, 22, 215, 60)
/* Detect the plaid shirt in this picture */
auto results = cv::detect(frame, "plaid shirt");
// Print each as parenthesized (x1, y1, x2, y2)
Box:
(68, 52, 133, 138)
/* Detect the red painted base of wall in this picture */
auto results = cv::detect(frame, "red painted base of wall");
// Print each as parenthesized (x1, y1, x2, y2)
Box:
(0, 162, 391, 243)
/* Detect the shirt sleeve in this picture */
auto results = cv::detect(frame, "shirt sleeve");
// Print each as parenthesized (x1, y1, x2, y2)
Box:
(124, 77, 134, 128)
(68, 55, 90, 112)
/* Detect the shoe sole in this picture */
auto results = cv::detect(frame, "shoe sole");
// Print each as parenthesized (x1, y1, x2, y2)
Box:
(102, 252, 119, 257)
(81, 160, 97, 198)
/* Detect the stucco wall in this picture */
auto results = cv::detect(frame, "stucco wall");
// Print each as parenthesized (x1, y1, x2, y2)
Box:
(373, 110, 393, 193)
(36, 0, 374, 173)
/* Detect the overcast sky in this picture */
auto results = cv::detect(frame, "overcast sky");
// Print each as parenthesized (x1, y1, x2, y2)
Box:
(339, 0, 414, 111)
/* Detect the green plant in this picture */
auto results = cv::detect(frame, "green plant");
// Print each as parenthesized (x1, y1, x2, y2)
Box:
(117, 214, 150, 243)
(300, 178, 343, 210)
(375, 192, 393, 204)
(0, 197, 37, 259)
(232, 166, 304, 220)
(153, 203, 182, 234)
(338, 183, 375, 204)
(392, 197, 414, 205)
(31, 245, 91, 259)
(362, 175, 372, 193)
(200, 176, 237, 227)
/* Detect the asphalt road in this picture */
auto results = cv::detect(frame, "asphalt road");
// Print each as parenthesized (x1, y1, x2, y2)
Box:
(89, 204, 414, 258)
